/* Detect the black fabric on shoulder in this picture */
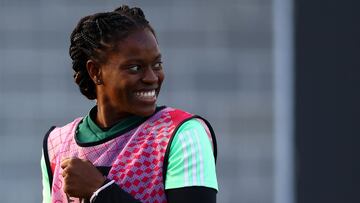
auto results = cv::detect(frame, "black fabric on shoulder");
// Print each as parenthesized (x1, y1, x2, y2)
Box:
(92, 183, 216, 203)
(43, 126, 56, 192)
(162, 115, 217, 186)
(166, 186, 217, 203)
(96, 166, 111, 176)
(93, 181, 141, 203)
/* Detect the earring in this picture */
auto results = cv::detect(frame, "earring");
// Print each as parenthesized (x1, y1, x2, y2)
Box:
(94, 77, 102, 85)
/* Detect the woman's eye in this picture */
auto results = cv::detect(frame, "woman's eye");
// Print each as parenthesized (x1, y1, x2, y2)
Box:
(153, 62, 163, 70)
(129, 65, 140, 72)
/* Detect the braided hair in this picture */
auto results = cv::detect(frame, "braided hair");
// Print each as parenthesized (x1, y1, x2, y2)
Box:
(69, 5, 156, 100)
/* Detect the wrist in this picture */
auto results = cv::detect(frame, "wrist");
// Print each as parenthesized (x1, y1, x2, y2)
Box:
(88, 176, 107, 199)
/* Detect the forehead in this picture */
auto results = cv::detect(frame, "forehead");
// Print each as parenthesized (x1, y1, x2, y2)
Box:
(111, 29, 160, 60)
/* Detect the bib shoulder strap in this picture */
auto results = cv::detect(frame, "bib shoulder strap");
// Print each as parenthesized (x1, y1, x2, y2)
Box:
(42, 126, 57, 192)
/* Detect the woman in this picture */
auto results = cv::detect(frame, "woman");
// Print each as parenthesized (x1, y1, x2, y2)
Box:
(41, 5, 218, 203)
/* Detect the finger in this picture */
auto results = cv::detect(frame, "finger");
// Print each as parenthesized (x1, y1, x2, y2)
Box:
(60, 158, 71, 169)
(61, 167, 68, 177)
(84, 159, 94, 166)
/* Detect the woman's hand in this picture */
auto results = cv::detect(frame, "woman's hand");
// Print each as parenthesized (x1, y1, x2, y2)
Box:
(61, 158, 106, 199)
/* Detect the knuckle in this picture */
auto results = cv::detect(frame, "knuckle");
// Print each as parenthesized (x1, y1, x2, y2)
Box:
(63, 184, 69, 193)
(69, 158, 76, 165)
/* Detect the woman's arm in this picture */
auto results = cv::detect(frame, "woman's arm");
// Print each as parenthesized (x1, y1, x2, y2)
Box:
(165, 119, 218, 190)
(93, 185, 216, 203)
(42, 152, 141, 203)
(166, 186, 217, 203)
(60, 158, 145, 203)
(164, 118, 218, 203)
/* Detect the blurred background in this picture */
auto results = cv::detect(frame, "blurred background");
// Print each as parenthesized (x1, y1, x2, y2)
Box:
(0, 0, 359, 203)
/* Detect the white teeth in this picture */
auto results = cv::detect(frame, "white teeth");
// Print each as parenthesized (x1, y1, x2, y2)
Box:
(135, 90, 156, 98)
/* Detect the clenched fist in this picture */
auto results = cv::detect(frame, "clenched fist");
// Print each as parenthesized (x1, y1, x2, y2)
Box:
(61, 158, 106, 199)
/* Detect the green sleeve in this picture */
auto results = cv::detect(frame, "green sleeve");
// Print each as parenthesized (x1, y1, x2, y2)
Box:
(165, 118, 218, 191)
(41, 151, 51, 203)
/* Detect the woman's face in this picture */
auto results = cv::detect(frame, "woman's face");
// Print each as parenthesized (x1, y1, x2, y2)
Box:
(97, 28, 164, 118)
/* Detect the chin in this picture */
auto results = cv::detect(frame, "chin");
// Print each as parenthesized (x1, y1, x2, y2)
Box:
(134, 105, 157, 117)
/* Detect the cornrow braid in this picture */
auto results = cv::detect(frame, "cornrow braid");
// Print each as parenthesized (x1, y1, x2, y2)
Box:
(69, 5, 155, 100)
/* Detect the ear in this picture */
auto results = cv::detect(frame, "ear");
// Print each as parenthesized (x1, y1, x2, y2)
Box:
(86, 59, 102, 85)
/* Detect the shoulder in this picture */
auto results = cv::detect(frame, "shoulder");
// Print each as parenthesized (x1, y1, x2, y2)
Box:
(46, 117, 83, 139)
(43, 117, 83, 158)
(158, 107, 194, 121)
(176, 119, 206, 134)
(160, 107, 213, 131)
(159, 107, 217, 156)
(165, 118, 218, 190)
(172, 118, 215, 155)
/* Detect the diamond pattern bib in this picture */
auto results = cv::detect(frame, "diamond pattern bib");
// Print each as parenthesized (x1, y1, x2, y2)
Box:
(46, 107, 195, 203)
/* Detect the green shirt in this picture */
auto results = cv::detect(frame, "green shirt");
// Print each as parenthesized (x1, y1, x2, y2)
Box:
(41, 107, 217, 202)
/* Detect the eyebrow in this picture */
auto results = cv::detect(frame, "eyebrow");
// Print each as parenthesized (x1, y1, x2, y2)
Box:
(123, 53, 162, 64)
(154, 54, 162, 61)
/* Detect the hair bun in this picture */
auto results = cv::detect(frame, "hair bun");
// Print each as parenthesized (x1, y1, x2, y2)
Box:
(114, 5, 130, 13)
(114, 5, 145, 19)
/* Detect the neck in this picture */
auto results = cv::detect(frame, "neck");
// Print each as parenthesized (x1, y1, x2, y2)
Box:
(95, 102, 130, 128)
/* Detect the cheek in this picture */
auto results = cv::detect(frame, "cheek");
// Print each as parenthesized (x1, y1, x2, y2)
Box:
(109, 81, 129, 98)
(158, 71, 165, 84)
(119, 81, 136, 98)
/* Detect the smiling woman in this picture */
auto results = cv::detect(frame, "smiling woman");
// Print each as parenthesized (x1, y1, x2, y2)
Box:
(87, 28, 164, 126)
(41, 5, 218, 203)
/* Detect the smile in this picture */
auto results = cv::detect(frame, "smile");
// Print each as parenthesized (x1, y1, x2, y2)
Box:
(135, 90, 156, 101)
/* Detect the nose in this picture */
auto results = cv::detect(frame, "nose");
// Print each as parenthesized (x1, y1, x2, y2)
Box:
(142, 67, 158, 84)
